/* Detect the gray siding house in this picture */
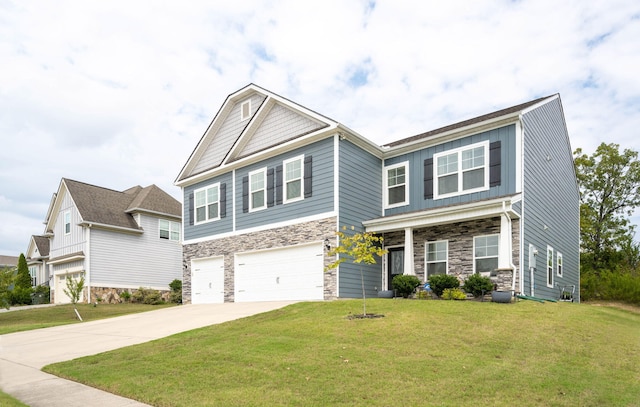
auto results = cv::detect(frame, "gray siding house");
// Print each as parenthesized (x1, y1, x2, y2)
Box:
(44, 178, 182, 304)
(176, 84, 579, 303)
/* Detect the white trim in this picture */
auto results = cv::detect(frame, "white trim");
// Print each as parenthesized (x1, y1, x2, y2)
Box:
(64, 210, 71, 235)
(383, 161, 409, 209)
(240, 99, 251, 121)
(182, 211, 338, 245)
(159, 219, 181, 241)
(546, 246, 554, 288)
(557, 252, 563, 277)
(515, 119, 523, 193)
(425, 240, 448, 279)
(232, 169, 237, 232)
(433, 140, 490, 200)
(283, 155, 305, 204)
(194, 183, 221, 224)
(473, 234, 499, 276)
(248, 168, 267, 212)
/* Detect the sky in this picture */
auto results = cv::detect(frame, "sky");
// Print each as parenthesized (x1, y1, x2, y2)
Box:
(1, 0, 639, 256)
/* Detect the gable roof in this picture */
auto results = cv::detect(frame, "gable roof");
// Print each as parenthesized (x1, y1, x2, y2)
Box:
(46, 179, 181, 234)
(32, 235, 50, 257)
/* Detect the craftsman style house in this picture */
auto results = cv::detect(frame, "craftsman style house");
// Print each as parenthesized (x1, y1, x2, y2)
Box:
(176, 84, 579, 304)
(44, 178, 182, 303)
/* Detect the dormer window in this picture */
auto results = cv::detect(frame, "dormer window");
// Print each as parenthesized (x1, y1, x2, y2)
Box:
(241, 100, 251, 120)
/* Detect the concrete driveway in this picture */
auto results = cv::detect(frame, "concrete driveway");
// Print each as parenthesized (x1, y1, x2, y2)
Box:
(0, 302, 296, 406)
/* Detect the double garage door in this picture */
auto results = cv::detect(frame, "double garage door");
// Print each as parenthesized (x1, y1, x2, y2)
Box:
(191, 242, 324, 304)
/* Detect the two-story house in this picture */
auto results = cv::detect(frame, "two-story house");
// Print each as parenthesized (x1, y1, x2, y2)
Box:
(176, 84, 579, 304)
(26, 235, 50, 287)
(44, 178, 183, 303)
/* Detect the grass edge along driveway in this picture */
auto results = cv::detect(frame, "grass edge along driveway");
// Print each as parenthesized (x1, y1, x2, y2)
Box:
(44, 299, 640, 407)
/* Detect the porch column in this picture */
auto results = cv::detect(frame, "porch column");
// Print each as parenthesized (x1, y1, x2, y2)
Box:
(498, 212, 511, 269)
(404, 227, 415, 275)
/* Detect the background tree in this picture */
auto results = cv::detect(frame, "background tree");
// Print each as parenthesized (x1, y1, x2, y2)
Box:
(11, 253, 33, 305)
(574, 143, 640, 271)
(0, 266, 15, 309)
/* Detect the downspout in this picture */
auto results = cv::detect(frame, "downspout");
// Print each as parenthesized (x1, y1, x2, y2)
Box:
(502, 201, 517, 291)
(86, 224, 91, 304)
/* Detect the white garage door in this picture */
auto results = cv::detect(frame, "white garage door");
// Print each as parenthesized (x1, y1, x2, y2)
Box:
(54, 272, 85, 304)
(191, 256, 225, 304)
(234, 242, 324, 302)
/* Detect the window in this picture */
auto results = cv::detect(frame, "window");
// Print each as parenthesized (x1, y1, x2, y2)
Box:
(547, 246, 554, 287)
(426, 240, 448, 278)
(557, 252, 563, 277)
(29, 266, 37, 286)
(194, 184, 220, 223)
(434, 141, 489, 199)
(284, 156, 303, 203)
(159, 219, 180, 241)
(241, 100, 251, 120)
(474, 235, 499, 276)
(385, 162, 409, 208)
(64, 210, 71, 234)
(249, 169, 266, 211)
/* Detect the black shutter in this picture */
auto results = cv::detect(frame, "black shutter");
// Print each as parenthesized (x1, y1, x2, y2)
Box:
(304, 155, 313, 198)
(220, 183, 227, 218)
(275, 165, 283, 205)
(267, 168, 275, 207)
(242, 176, 249, 213)
(489, 141, 501, 187)
(188, 192, 194, 225)
(424, 158, 434, 199)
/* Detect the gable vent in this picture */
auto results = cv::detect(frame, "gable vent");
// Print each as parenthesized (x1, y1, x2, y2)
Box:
(241, 100, 251, 120)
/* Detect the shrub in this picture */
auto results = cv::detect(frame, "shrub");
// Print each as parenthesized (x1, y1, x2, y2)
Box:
(169, 279, 182, 304)
(462, 274, 494, 297)
(132, 287, 164, 305)
(441, 288, 467, 300)
(120, 291, 131, 303)
(392, 274, 421, 298)
(32, 285, 50, 304)
(428, 274, 460, 297)
(581, 270, 640, 304)
(10, 286, 33, 305)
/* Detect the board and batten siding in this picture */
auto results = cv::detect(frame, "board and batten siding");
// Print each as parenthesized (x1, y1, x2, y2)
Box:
(190, 93, 267, 176)
(235, 137, 335, 231)
(49, 190, 86, 260)
(338, 139, 384, 298)
(89, 214, 182, 289)
(183, 172, 234, 241)
(521, 98, 580, 300)
(384, 124, 517, 216)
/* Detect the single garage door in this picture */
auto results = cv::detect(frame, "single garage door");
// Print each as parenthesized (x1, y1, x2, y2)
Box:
(191, 256, 225, 304)
(234, 242, 324, 302)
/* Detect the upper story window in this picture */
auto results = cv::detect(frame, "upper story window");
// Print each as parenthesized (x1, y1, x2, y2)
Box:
(284, 155, 303, 203)
(195, 184, 220, 224)
(547, 246, 554, 287)
(557, 252, 563, 277)
(241, 100, 251, 120)
(434, 141, 489, 199)
(384, 162, 409, 208)
(249, 168, 267, 211)
(159, 219, 180, 241)
(474, 234, 499, 276)
(64, 210, 71, 235)
(426, 240, 448, 278)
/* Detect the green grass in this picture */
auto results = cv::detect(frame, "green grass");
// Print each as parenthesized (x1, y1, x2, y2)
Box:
(43, 299, 640, 406)
(0, 303, 175, 335)
(0, 391, 28, 407)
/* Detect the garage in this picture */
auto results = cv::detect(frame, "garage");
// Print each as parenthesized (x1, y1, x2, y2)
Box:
(191, 256, 225, 304)
(54, 272, 85, 304)
(234, 242, 324, 302)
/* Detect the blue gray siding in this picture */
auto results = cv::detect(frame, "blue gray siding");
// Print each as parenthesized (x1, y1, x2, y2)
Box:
(521, 98, 580, 300)
(183, 172, 234, 241)
(384, 124, 517, 216)
(337, 139, 384, 298)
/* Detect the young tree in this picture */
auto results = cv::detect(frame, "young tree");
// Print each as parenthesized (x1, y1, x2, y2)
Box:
(11, 253, 33, 305)
(63, 274, 85, 305)
(574, 143, 640, 270)
(326, 226, 387, 316)
(0, 267, 15, 309)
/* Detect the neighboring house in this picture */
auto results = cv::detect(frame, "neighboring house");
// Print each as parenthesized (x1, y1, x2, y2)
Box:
(0, 255, 18, 270)
(44, 178, 182, 304)
(176, 84, 579, 304)
(26, 235, 50, 287)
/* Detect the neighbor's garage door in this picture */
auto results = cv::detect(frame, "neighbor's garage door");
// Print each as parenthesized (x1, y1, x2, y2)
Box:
(191, 256, 224, 304)
(234, 242, 324, 302)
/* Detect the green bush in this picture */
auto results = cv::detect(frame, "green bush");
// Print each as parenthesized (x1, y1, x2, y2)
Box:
(441, 288, 467, 300)
(120, 291, 131, 303)
(32, 285, 50, 304)
(10, 286, 33, 305)
(581, 270, 640, 304)
(392, 274, 421, 298)
(132, 287, 164, 305)
(462, 274, 494, 297)
(428, 274, 460, 297)
(169, 279, 182, 304)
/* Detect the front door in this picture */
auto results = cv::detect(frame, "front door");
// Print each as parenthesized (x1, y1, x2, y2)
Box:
(387, 247, 404, 290)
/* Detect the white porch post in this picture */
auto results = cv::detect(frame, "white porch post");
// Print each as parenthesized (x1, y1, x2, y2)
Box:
(404, 227, 415, 275)
(498, 212, 511, 269)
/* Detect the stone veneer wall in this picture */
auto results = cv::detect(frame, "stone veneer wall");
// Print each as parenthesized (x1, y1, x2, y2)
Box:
(90, 287, 172, 304)
(383, 217, 520, 291)
(183, 217, 338, 303)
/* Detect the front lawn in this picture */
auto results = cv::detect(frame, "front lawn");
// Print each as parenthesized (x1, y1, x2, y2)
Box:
(0, 391, 28, 407)
(0, 303, 175, 335)
(43, 299, 640, 406)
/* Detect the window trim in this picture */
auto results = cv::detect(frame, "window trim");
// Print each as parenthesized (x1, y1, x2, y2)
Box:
(473, 234, 499, 276)
(425, 240, 448, 279)
(557, 252, 563, 277)
(240, 100, 251, 120)
(384, 161, 409, 209)
(159, 219, 181, 241)
(283, 155, 304, 204)
(249, 168, 267, 212)
(433, 140, 490, 200)
(64, 210, 71, 235)
(547, 246, 554, 288)
(194, 183, 220, 224)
